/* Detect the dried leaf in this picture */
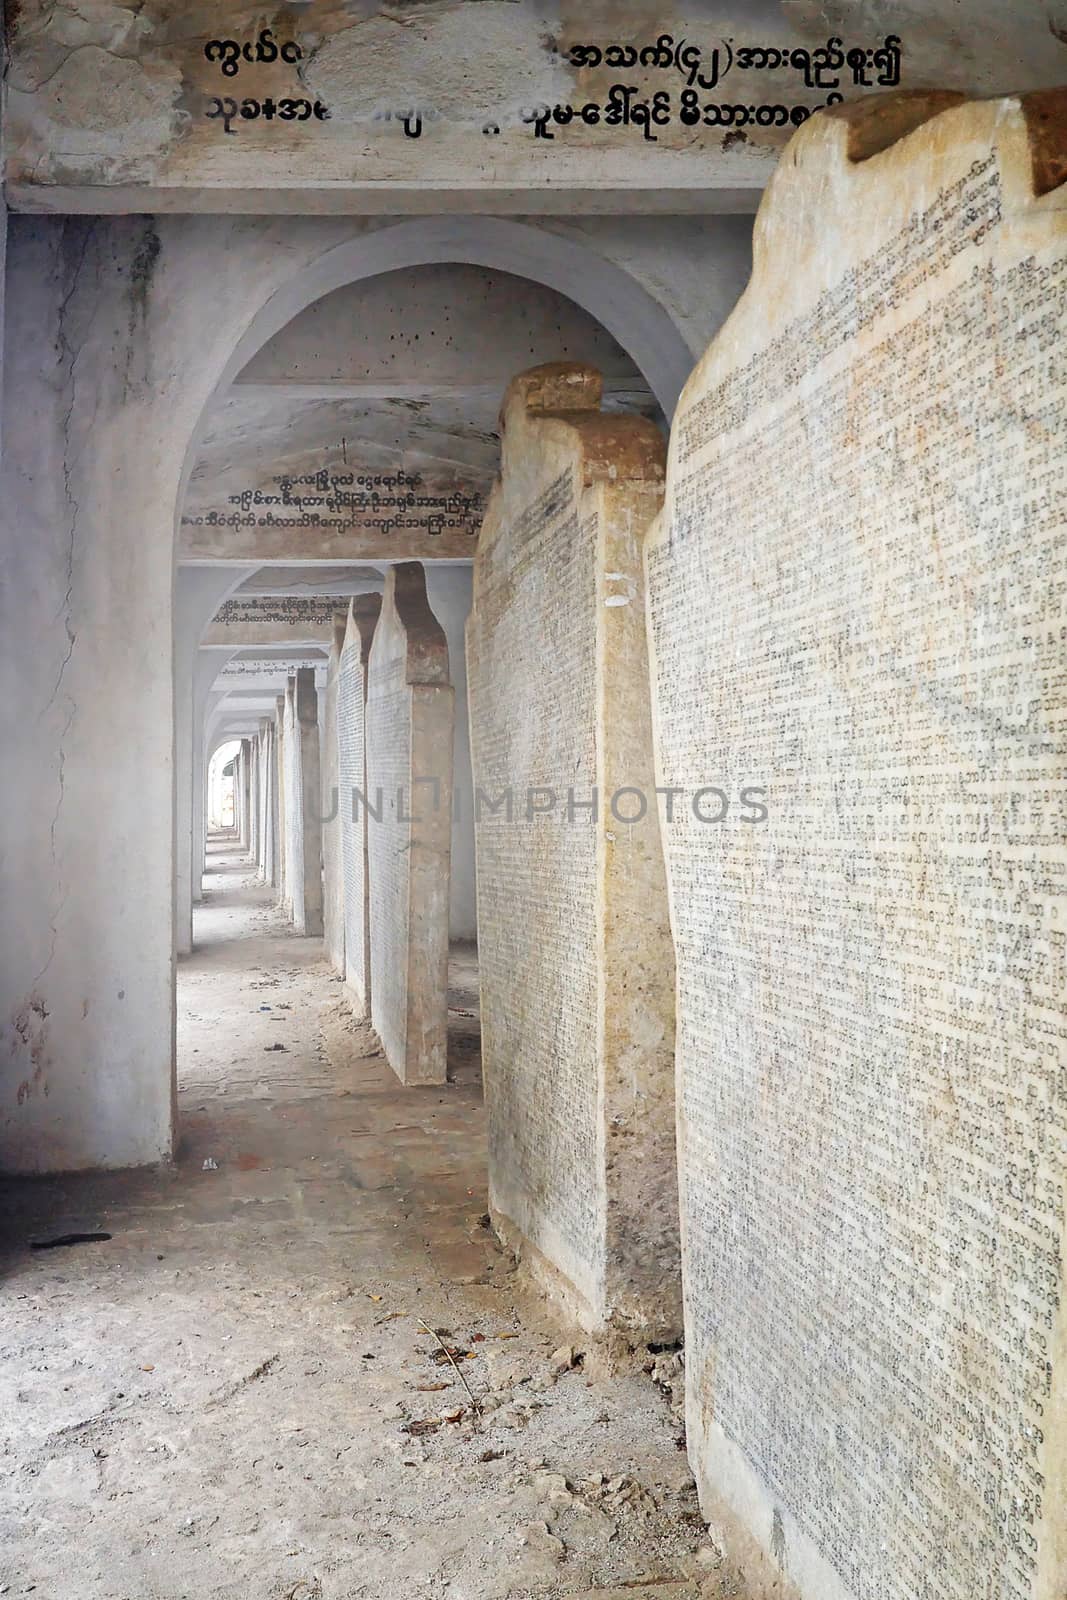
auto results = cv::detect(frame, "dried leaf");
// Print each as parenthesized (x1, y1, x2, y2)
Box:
(431, 1347, 470, 1366)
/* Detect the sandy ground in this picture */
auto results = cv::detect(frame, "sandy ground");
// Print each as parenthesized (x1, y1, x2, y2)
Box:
(0, 844, 750, 1600)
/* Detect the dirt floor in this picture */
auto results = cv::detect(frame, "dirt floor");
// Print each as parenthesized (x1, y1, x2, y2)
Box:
(0, 843, 748, 1600)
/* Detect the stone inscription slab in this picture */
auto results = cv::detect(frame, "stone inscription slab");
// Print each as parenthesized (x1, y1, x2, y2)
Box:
(256, 719, 276, 887)
(468, 363, 677, 1334)
(337, 597, 382, 1015)
(3, 3, 960, 212)
(644, 93, 1067, 1600)
(366, 563, 453, 1086)
(322, 615, 348, 978)
(294, 666, 324, 937)
(202, 597, 340, 647)
(180, 469, 484, 562)
(281, 678, 304, 926)
(217, 657, 323, 680)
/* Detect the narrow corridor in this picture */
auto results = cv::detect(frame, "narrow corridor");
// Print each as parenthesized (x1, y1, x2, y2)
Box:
(0, 848, 721, 1600)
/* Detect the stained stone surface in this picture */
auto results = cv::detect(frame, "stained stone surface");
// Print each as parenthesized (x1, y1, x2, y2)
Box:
(337, 596, 383, 1016)
(644, 92, 1067, 1600)
(366, 564, 453, 1086)
(467, 363, 678, 1336)
(6, 2, 1066, 214)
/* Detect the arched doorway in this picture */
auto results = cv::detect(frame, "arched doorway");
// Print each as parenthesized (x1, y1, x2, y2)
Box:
(171, 217, 696, 1148)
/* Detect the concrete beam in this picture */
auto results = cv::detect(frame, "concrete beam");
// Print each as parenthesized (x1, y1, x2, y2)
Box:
(231, 379, 654, 407)
(8, 184, 765, 217)
(231, 568, 383, 596)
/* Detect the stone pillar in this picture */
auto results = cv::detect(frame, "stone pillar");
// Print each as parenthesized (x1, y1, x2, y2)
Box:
(282, 677, 302, 922)
(322, 612, 348, 975)
(174, 653, 196, 956)
(174, 570, 254, 955)
(248, 737, 259, 864)
(256, 721, 270, 881)
(239, 739, 252, 851)
(195, 687, 228, 890)
(262, 719, 278, 889)
(256, 724, 266, 876)
(293, 667, 323, 937)
(366, 564, 453, 1085)
(232, 744, 242, 844)
(274, 694, 288, 912)
(467, 362, 676, 1337)
(644, 93, 1067, 1600)
(192, 679, 227, 906)
(338, 596, 383, 1016)
(0, 221, 176, 1172)
(423, 567, 476, 941)
(192, 744, 206, 892)
(0, 195, 5, 468)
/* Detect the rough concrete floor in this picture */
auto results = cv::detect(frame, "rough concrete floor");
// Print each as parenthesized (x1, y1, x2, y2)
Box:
(0, 845, 745, 1600)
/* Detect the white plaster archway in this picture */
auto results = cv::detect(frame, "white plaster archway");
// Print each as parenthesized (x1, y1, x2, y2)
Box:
(170, 215, 695, 1145)
(174, 216, 696, 531)
(6, 211, 704, 1174)
(174, 215, 697, 929)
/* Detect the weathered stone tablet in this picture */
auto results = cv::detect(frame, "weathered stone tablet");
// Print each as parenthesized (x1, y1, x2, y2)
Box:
(275, 688, 290, 915)
(255, 717, 277, 889)
(276, 668, 323, 937)
(337, 596, 383, 1015)
(202, 596, 340, 647)
(322, 613, 349, 978)
(293, 666, 324, 937)
(280, 677, 302, 923)
(366, 565, 453, 1085)
(644, 92, 1067, 1600)
(468, 363, 678, 1336)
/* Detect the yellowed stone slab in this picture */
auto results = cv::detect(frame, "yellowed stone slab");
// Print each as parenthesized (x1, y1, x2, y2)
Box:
(645, 91, 1067, 1600)
(467, 362, 677, 1336)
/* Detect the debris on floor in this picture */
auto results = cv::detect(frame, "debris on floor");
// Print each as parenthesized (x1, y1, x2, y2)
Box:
(29, 1232, 112, 1251)
(0, 849, 741, 1600)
